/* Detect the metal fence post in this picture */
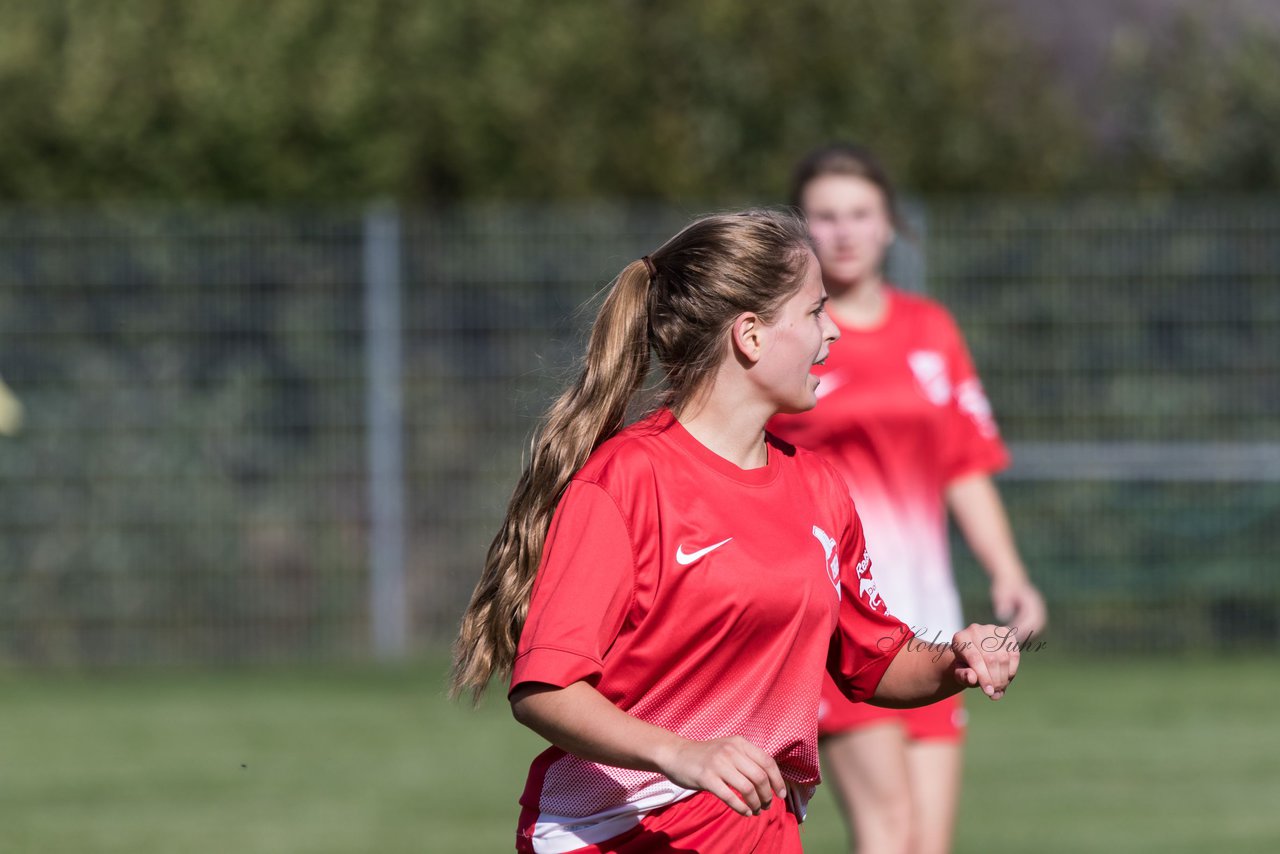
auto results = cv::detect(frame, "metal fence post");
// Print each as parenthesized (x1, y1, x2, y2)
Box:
(363, 202, 408, 658)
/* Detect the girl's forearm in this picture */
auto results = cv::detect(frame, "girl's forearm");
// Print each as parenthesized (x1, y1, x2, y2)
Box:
(945, 473, 1028, 585)
(510, 680, 687, 772)
(509, 679, 788, 817)
(867, 640, 964, 708)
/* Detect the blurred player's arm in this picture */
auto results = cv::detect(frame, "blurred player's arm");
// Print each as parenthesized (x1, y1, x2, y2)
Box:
(509, 680, 785, 816)
(946, 473, 1046, 636)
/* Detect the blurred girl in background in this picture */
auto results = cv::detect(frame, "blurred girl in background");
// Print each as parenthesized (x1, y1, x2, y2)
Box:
(769, 146, 1046, 854)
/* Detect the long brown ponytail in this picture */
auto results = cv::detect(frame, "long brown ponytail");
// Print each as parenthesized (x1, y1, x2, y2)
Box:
(450, 210, 811, 702)
(450, 260, 653, 702)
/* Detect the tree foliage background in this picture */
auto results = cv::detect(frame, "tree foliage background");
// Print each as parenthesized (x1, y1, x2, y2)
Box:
(2, 0, 1279, 202)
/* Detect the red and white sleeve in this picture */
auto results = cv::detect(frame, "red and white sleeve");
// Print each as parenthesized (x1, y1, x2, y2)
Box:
(826, 503, 914, 702)
(509, 480, 635, 695)
(940, 315, 1011, 483)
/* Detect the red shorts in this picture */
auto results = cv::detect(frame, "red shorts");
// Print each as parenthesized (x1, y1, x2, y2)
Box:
(516, 790, 802, 854)
(818, 674, 966, 741)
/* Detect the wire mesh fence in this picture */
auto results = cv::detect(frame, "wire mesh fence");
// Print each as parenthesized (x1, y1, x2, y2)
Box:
(930, 200, 1280, 649)
(0, 201, 1276, 664)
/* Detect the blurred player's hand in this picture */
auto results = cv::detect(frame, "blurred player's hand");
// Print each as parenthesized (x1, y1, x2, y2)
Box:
(991, 579, 1047, 638)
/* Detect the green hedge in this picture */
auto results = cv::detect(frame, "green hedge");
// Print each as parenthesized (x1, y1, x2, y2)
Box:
(9, 0, 1278, 201)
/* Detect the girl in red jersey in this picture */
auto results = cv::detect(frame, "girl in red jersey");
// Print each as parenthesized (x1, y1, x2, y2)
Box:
(452, 210, 1021, 854)
(770, 147, 1048, 854)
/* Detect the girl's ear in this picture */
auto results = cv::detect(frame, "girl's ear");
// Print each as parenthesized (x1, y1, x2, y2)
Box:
(731, 312, 764, 363)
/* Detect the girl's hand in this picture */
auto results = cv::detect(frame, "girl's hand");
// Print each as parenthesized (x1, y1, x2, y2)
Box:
(950, 623, 1020, 700)
(656, 735, 787, 817)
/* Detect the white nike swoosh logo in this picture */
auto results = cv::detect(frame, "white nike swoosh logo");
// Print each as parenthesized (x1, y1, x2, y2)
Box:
(675, 537, 733, 566)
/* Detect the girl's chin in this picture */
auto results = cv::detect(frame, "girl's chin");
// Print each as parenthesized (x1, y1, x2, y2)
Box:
(822, 262, 874, 285)
(777, 386, 819, 415)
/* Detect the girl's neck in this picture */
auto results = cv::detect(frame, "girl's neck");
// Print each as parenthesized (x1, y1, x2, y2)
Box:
(827, 273, 890, 330)
(674, 391, 771, 471)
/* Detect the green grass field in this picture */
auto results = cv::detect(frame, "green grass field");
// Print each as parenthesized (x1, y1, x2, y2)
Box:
(4, 653, 1278, 853)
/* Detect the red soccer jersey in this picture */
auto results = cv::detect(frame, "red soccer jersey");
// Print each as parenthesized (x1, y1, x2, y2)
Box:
(510, 409, 909, 853)
(769, 286, 1009, 641)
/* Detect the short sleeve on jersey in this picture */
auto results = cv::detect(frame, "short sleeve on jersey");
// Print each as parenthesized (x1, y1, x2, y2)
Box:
(940, 314, 1011, 483)
(509, 480, 636, 696)
(826, 503, 913, 702)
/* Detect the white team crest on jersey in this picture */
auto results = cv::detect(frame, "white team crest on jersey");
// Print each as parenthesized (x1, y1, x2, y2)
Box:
(907, 350, 951, 406)
(811, 526, 840, 599)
